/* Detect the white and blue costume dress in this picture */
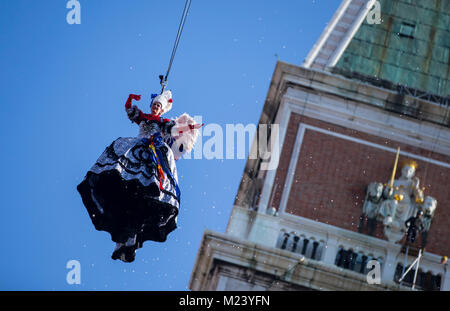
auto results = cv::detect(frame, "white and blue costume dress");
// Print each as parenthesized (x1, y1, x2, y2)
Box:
(77, 111, 182, 250)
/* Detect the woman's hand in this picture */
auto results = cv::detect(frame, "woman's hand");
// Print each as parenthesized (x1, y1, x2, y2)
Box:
(129, 94, 141, 101)
(125, 94, 144, 121)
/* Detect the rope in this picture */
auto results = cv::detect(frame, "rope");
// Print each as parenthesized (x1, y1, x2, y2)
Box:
(160, 0, 192, 93)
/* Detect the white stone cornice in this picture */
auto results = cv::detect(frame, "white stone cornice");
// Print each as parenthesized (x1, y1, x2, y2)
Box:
(189, 228, 408, 291)
(282, 90, 450, 156)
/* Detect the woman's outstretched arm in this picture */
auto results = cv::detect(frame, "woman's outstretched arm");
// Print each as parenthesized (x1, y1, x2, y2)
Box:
(125, 94, 145, 124)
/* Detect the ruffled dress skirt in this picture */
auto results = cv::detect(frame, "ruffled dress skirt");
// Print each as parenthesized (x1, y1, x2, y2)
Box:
(77, 134, 180, 249)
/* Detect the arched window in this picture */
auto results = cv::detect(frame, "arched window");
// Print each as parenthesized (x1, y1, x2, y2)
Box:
(342, 249, 355, 270)
(394, 264, 441, 291)
(424, 271, 433, 290)
(276, 230, 287, 249)
(434, 274, 442, 291)
(394, 263, 403, 282)
(417, 269, 425, 290)
(285, 232, 296, 251)
(301, 238, 310, 256)
(354, 252, 364, 273)
(315, 241, 325, 261)
(292, 235, 300, 253)
(294, 236, 304, 255)
(304, 238, 316, 258)
(311, 241, 320, 260)
(360, 255, 368, 274)
(334, 248, 381, 275)
(275, 230, 324, 262)
(349, 251, 358, 271)
(335, 248, 344, 266)
(281, 233, 290, 250)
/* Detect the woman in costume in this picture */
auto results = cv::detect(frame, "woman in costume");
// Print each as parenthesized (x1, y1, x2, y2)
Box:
(77, 91, 201, 262)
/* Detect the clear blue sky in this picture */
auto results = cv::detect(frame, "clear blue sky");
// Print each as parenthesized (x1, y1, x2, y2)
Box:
(0, 0, 340, 290)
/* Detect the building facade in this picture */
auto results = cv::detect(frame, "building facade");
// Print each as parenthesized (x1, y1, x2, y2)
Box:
(189, 0, 449, 291)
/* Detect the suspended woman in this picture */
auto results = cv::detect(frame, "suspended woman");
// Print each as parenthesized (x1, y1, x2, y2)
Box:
(77, 91, 202, 262)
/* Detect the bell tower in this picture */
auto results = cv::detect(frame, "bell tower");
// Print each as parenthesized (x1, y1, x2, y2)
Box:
(189, 0, 450, 291)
